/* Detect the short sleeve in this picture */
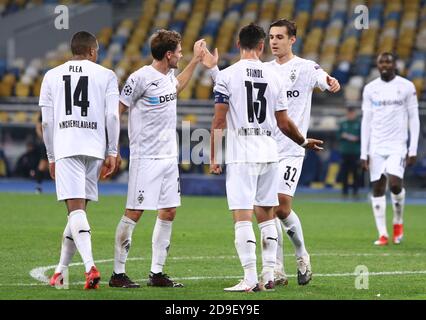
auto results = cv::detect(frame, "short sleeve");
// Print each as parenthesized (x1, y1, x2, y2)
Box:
(310, 63, 330, 91)
(38, 73, 53, 107)
(213, 71, 229, 97)
(406, 82, 419, 110)
(119, 72, 142, 108)
(106, 71, 119, 97)
(361, 86, 372, 112)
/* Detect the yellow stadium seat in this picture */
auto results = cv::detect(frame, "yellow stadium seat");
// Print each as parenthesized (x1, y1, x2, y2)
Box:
(412, 78, 424, 96)
(2, 73, 16, 85)
(0, 82, 13, 97)
(0, 111, 9, 123)
(195, 83, 212, 100)
(15, 82, 30, 97)
(12, 111, 28, 123)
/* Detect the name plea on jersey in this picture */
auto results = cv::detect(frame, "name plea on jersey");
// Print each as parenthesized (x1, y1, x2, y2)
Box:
(69, 65, 83, 73)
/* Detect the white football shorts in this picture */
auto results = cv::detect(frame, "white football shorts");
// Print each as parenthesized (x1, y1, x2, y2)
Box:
(126, 158, 181, 210)
(55, 155, 103, 201)
(277, 156, 304, 197)
(369, 153, 406, 182)
(226, 162, 279, 210)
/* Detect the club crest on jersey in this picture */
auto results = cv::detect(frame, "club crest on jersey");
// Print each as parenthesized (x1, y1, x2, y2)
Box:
(290, 69, 297, 82)
(123, 84, 133, 96)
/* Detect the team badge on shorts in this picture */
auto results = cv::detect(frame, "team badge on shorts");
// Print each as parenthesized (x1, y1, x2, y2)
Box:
(137, 190, 144, 204)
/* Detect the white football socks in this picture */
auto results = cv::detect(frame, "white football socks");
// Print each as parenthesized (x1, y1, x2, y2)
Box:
(55, 221, 77, 274)
(391, 188, 405, 225)
(234, 221, 258, 287)
(68, 210, 94, 273)
(258, 220, 278, 283)
(371, 195, 388, 237)
(280, 210, 308, 258)
(114, 215, 137, 274)
(151, 217, 172, 274)
(274, 217, 285, 274)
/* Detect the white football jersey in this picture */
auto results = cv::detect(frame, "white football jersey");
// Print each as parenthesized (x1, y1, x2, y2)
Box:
(214, 59, 287, 163)
(120, 65, 178, 160)
(361, 75, 419, 156)
(39, 60, 118, 161)
(266, 56, 329, 158)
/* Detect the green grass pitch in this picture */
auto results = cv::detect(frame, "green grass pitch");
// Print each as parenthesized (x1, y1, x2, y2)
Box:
(1, 193, 426, 300)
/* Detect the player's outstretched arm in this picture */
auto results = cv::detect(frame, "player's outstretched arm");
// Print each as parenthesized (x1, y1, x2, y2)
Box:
(210, 103, 228, 174)
(275, 110, 323, 151)
(202, 47, 218, 69)
(176, 39, 206, 94)
(202, 46, 220, 83)
(326, 75, 341, 93)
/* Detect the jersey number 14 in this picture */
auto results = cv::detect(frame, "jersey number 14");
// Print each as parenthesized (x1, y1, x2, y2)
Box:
(63, 75, 89, 117)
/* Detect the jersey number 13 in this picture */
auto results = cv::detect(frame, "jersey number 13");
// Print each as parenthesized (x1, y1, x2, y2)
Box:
(245, 81, 267, 124)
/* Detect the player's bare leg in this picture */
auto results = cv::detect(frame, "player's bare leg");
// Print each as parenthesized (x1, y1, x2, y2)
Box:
(65, 198, 99, 289)
(110, 209, 142, 288)
(371, 175, 389, 245)
(275, 194, 311, 285)
(388, 175, 405, 244)
(224, 210, 260, 292)
(255, 206, 278, 291)
(147, 207, 183, 287)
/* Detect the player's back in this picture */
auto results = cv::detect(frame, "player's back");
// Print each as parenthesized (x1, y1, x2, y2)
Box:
(214, 59, 286, 163)
(40, 60, 117, 161)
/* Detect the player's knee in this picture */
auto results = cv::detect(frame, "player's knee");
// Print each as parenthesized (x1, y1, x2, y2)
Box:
(275, 204, 291, 219)
(389, 184, 402, 195)
(125, 209, 143, 223)
(159, 208, 176, 221)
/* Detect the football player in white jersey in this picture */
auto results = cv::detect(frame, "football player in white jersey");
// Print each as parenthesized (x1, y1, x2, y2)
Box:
(361, 52, 420, 246)
(210, 23, 323, 292)
(203, 19, 340, 286)
(109, 30, 206, 288)
(39, 31, 120, 289)
(266, 19, 340, 286)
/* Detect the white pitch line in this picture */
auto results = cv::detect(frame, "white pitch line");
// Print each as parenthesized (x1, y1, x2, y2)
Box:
(4, 270, 426, 287)
(21, 252, 426, 288)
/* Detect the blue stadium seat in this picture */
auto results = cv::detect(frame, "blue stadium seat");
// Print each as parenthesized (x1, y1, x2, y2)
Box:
(0, 59, 6, 78)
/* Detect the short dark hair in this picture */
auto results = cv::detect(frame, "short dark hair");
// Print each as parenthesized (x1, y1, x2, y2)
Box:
(70, 31, 97, 55)
(150, 29, 182, 60)
(238, 23, 266, 50)
(269, 19, 297, 37)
